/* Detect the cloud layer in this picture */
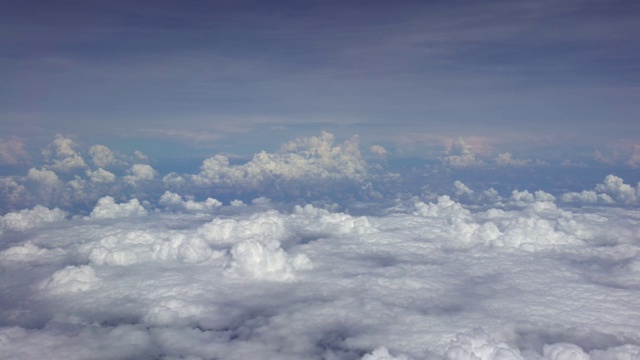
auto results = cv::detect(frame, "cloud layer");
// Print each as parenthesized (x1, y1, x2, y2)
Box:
(2, 175, 640, 359)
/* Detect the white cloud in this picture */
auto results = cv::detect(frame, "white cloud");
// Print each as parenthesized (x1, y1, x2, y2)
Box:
(444, 329, 523, 360)
(560, 190, 614, 204)
(453, 180, 474, 197)
(133, 150, 149, 162)
(495, 152, 529, 166)
(594, 174, 637, 204)
(4, 137, 640, 359)
(89, 144, 117, 168)
(124, 164, 158, 186)
(40, 265, 99, 295)
(562, 174, 639, 205)
(86, 168, 117, 183)
(509, 189, 556, 206)
(191, 132, 367, 186)
(159, 191, 222, 212)
(88, 196, 148, 219)
(362, 347, 411, 360)
(370, 145, 388, 159)
(0, 177, 28, 209)
(27, 167, 60, 186)
(443, 138, 483, 168)
(2, 192, 640, 359)
(43, 135, 87, 171)
(224, 239, 311, 281)
(627, 145, 640, 168)
(1, 205, 66, 232)
(0, 242, 65, 265)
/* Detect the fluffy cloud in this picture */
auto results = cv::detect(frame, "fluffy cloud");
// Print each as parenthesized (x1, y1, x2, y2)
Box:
(159, 191, 222, 212)
(2, 190, 640, 359)
(191, 132, 367, 186)
(88, 196, 148, 219)
(454, 180, 474, 197)
(225, 239, 311, 281)
(27, 167, 60, 186)
(495, 152, 529, 166)
(1, 205, 66, 232)
(362, 347, 410, 360)
(562, 174, 639, 205)
(40, 265, 100, 295)
(124, 164, 158, 186)
(443, 138, 483, 168)
(444, 329, 523, 360)
(43, 135, 87, 171)
(627, 145, 640, 168)
(89, 145, 117, 168)
(594, 174, 637, 204)
(370, 145, 388, 159)
(4, 134, 640, 359)
(86, 168, 117, 183)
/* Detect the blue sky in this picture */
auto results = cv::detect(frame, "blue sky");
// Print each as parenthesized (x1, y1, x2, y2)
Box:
(1, 0, 639, 159)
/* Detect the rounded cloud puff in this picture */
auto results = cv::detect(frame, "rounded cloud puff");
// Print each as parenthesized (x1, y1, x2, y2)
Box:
(444, 329, 523, 360)
(81, 230, 214, 266)
(362, 347, 411, 360)
(225, 239, 311, 281)
(88, 196, 148, 219)
(1, 205, 66, 232)
(124, 164, 157, 186)
(0, 242, 65, 265)
(159, 191, 222, 212)
(190, 132, 367, 187)
(197, 211, 289, 246)
(143, 299, 208, 327)
(293, 204, 375, 235)
(40, 265, 99, 294)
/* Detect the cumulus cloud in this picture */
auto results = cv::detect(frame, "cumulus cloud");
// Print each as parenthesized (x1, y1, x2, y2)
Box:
(444, 329, 523, 360)
(626, 145, 640, 168)
(27, 167, 60, 186)
(1, 189, 640, 359)
(224, 239, 311, 281)
(1, 205, 66, 232)
(40, 265, 100, 295)
(454, 180, 474, 197)
(594, 145, 640, 169)
(86, 168, 117, 183)
(370, 145, 388, 159)
(443, 138, 483, 168)
(88, 196, 148, 219)
(495, 152, 529, 166)
(43, 135, 87, 171)
(0, 177, 28, 210)
(594, 175, 637, 204)
(159, 191, 222, 212)
(191, 132, 367, 186)
(124, 164, 158, 186)
(562, 174, 639, 205)
(0, 137, 28, 164)
(89, 144, 117, 168)
(4, 134, 640, 359)
(362, 347, 410, 360)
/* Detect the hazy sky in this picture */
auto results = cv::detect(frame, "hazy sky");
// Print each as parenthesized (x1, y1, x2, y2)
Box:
(2, 0, 639, 155)
(4, 3, 640, 358)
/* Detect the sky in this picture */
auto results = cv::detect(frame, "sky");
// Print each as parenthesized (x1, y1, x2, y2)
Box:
(2, 1, 640, 359)
(1, 0, 640, 159)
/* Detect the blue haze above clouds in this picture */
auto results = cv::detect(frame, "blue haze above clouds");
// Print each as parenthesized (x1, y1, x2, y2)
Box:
(2, 1, 640, 359)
